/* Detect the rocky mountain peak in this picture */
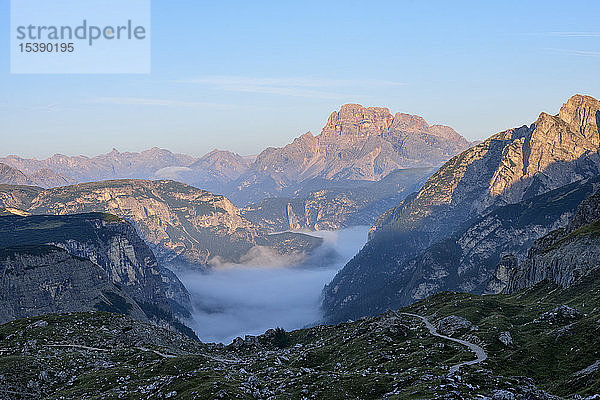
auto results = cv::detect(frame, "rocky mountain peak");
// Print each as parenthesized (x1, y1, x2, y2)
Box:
(391, 113, 430, 133)
(320, 104, 394, 139)
(389, 113, 467, 144)
(557, 94, 600, 142)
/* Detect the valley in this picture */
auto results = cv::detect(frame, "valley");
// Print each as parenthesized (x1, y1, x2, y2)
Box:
(176, 227, 369, 343)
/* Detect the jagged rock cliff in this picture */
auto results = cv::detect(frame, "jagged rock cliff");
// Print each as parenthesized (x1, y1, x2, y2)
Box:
(0, 213, 193, 327)
(0, 180, 322, 268)
(506, 190, 600, 292)
(241, 168, 435, 231)
(371, 95, 600, 243)
(323, 95, 600, 322)
(0, 246, 148, 325)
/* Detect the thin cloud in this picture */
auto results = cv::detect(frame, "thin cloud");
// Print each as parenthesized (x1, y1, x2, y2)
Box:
(0, 102, 72, 112)
(545, 48, 600, 57)
(89, 97, 243, 109)
(171, 76, 407, 100)
(544, 32, 600, 37)
(175, 76, 406, 87)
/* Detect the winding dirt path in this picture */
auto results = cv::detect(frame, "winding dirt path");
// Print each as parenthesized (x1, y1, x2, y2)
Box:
(394, 311, 487, 374)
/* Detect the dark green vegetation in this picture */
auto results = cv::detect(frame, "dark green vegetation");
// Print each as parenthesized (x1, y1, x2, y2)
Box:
(272, 327, 291, 349)
(0, 212, 123, 248)
(405, 269, 600, 397)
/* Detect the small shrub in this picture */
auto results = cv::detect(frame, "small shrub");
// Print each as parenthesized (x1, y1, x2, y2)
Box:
(273, 327, 292, 349)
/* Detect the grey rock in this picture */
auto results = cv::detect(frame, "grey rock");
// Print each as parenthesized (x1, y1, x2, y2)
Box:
(573, 360, 600, 377)
(498, 331, 513, 346)
(435, 315, 473, 336)
(506, 190, 600, 292)
(538, 305, 581, 323)
(0, 213, 192, 319)
(26, 320, 48, 329)
(492, 390, 515, 400)
(0, 246, 147, 324)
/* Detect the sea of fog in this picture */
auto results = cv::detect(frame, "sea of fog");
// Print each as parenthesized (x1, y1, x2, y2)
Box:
(175, 226, 369, 344)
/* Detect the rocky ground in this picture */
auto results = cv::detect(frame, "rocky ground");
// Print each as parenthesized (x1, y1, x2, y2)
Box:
(3, 269, 600, 399)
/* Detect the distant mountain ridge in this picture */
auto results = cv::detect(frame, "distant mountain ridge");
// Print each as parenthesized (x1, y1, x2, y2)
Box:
(0, 162, 75, 188)
(0, 147, 196, 183)
(1, 105, 472, 208)
(228, 104, 471, 203)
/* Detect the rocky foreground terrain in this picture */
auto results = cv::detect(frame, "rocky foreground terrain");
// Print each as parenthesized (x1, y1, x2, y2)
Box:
(3, 200, 600, 398)
(2, 264, 600, 399)
(323, 95, 600, 322)
(0, 180, 323, 268)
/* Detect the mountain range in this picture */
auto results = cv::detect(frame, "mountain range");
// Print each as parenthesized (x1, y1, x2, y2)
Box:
(323, 94, 600, 322)
(0, 162, 75, 188)
(0, 105, 473, 209)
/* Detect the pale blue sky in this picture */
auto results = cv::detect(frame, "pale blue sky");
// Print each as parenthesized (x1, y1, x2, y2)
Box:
(1, 0, 599, 158)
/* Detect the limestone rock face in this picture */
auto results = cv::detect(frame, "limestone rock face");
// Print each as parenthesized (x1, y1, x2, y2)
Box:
(485, 255, 518, 295)
(506, 190, 600, 293)
(0, 180, 322, 268)
(0, 246, 147, 324)
(322, 95, 600, 322)
(241, 168, 435, 232)
(0, 213, 192, 319)
(371, 95, 600, 243)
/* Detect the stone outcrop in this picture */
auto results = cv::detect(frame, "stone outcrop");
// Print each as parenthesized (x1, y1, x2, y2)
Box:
(0, 213, 193, 324)
(0, 245, 147, 325)
(505, 190, 600, 292)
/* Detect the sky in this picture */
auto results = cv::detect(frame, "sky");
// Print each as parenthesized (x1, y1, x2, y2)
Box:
(1, 0, 600, 159)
